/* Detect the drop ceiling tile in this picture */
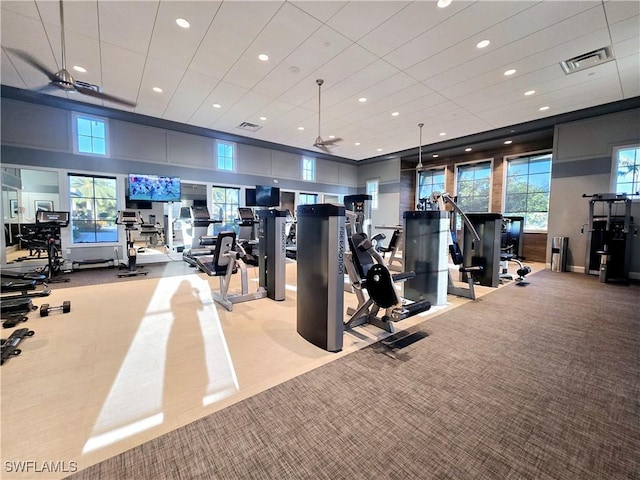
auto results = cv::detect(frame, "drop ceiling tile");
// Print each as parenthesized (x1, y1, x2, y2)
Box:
(147, 1, 222, 70)
(100, 43, 145, 107)
(164, 70, 222, 123)
(251, 25, 352, 99)
(289, 1, 347, 23)
(603, 0, 640, 24)
(325, 1, 410, 42)
(358, 0, 469, 57)
(222, 3, 323, 90)
(188, 1, 283, 79)
(98, 1, 158, 55)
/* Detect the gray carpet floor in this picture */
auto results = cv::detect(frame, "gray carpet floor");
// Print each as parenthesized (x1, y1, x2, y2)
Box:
(68, 270, 640, 480)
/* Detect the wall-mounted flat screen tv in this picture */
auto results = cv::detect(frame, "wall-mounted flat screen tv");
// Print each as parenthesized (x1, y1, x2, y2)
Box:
(256, 185, 280, 207)
(246, 188, 257, 207)
(129, 174, 181, 202)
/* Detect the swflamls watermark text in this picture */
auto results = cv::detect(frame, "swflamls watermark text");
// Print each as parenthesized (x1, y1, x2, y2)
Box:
(4, 460, 78, 473)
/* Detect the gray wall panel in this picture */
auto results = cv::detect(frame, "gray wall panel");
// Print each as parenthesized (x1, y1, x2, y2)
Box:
(555, 109, 640, 161)
(1, 99, 70, 151)
(272, 151, 301, 180)
(110, 120, 167, 163)
(339, 164, 358, 186)
(358, 158, 399, 185)
(167, 131, 213, 167)
(316, 158, 339, 184)
(237, 144, 272, 175)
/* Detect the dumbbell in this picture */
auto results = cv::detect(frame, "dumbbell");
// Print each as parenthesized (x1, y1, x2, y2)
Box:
(39, 301, 71, 317)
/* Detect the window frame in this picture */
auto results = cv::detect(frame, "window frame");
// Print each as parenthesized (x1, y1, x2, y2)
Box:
(72, 112, 110, 157)
(366, 179, 379, 210)
(416, 167, 446, 205)
(454, 159, 493, 214)
(299, 193, 318, 205)
(211, 185, 240, 233)
(302, 156, 316, 182)
(68, 173, 118, 244)
(611, 144, 640, 199)
(215, 140, 236, 172)
(503, 150, 552, 232)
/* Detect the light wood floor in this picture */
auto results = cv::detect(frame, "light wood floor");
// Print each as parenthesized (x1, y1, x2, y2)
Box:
(0, 256, 544, 479)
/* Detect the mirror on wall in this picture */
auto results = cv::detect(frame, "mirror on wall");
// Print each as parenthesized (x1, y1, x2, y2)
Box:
(2, 168, 60, 265)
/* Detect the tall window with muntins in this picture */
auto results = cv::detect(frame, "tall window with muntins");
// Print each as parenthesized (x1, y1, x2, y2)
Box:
(455, 161, 491, 213)
(366, 179, 379, 210)
(302, 157, 315, 181)
(613, 146, 640, 196)
(74, 114, 108, 156)
(211, 186, 239, 233)
(216, 141, 236, 171)
(69, 174, 117, 243)
(299, 193, 318, 205)
(417, 169, 445, 204)
(504, 153, 552, 231)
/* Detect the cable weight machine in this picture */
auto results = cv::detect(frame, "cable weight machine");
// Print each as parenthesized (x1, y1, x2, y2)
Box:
(581, 193, 637, 283)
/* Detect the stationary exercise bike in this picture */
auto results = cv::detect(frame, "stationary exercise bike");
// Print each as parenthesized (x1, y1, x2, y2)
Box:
(116, 210, 148, 278)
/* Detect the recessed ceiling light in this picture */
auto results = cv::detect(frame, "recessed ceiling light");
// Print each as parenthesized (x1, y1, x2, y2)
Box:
(433, 154, 439, 158)
(289, 66, 300, 74)
(504, 69, 516, 76)
(329, 135, 335, 139)
(258, 53, 269, 62)
(437, 0, 452, 8)
(176, 18, 190, 28)
(439, 132, 446, 136)
(298, 126, 304, 131)
(355, 142, 361, 146)
(465, 148, 472, 152)
(377, 148, 383, 152)
(504, 140, 513, 145)
(524, 90, 536, 96)
(539, 106, 550, 111)
(476, 40, 490, 49)
(259, 116, 267, 121)
(212, 103, 221, 108)
(152, 87, 163, 93)
(358, 97, 367, 103)
(391, 111, 399, 117)
(73, 65, 86, 73)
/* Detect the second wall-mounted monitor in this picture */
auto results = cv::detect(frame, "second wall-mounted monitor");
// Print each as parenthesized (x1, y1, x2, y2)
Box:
(255, 185, 280, 207)
(246, 188, 257, 207)
(129, 174, 181, 202)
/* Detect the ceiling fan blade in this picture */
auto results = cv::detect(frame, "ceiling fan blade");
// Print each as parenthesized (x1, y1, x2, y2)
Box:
(321, 137, 342, 146)
(76, 85, 137, 108)
(6, 48, 57, 82)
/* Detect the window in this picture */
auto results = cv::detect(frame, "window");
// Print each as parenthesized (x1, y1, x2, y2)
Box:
(455, 161, 492, 213)
(417, 168, 446, 203)
(73, 113, 108, 156)
(211, 186, 239, 233)
(504, 153, 552, 231)
(302, 157, 316, 181)
(216, 141, 236, 171)
(613, 145, 640, 195)
(299, 193, 318, 205)
(69, 174, 117, 243)
(366, 179, 379, 210)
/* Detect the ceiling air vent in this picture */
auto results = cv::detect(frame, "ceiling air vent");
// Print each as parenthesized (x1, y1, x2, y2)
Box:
(75, 80, 101, 92)
(560, 46, 614, 74)
(237, 121, 262, 132)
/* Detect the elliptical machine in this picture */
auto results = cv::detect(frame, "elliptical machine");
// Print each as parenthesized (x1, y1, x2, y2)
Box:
(116, 210, 148, 278)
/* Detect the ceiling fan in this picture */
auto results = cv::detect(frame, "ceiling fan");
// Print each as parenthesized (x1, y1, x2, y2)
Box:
(313, 79, 342, 153)
(7, 0, 137, 108)
(400, 123, 426, 172)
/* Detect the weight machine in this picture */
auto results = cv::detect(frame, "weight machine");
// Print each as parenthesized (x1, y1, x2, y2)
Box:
(581, 193, 637, 283)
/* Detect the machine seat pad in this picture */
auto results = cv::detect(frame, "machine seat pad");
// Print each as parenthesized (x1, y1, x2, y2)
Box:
(366, 264, 398, 309)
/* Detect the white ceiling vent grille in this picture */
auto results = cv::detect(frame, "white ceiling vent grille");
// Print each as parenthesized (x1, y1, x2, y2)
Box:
(237, 122, 262, 132)
(75, 80, 101, 92)
(560, 46, 614, 74)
